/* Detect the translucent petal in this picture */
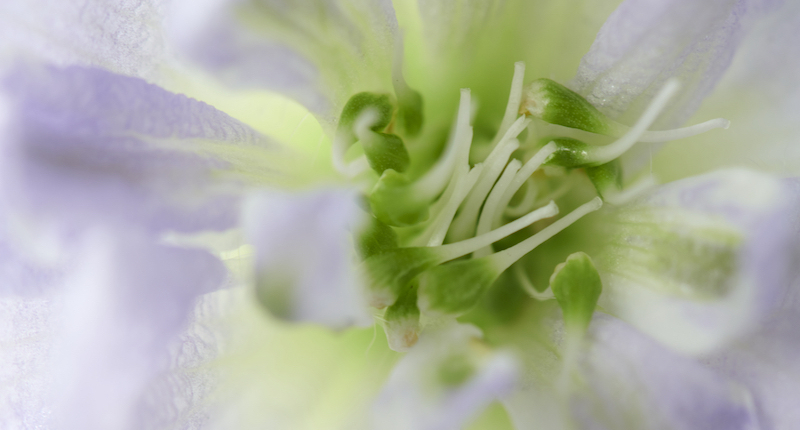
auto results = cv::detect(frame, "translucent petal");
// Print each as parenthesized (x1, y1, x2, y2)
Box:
(571, 0, 780, 129)
(0, 64, 286, 237)
(167, 0, 398, 117)
(242, 188, 372, 329)
(596, 169, 797, 354)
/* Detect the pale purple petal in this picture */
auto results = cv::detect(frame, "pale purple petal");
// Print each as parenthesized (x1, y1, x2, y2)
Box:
(705, 308, 800, 429)
(371, 324, 519, 430)
(242, 188, 372, 329)
(597, 169, 797, 354)
(137, 292, 230, 429)
(571, 0, 780, 128)
(0, 0, 168, 82)
(0, 234, 63, 297)
(0, 294, 59, 429)
(570, 314, 757, 430)
(654, 2, 800, 178)
(0, 64, 277, 236)
(167, 0, 398, 117)
(50, 228, 226, 430)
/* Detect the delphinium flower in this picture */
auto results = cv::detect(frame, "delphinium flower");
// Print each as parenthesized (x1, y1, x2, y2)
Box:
(2, 0, 800, 429)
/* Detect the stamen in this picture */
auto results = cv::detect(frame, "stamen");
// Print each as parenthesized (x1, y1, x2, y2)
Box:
(449, 117, 528, 240)
(421, 165, 484, 247)
(363, 201, 559, 307)
(490, 62, 527, 151)
(417, 199, 598, 317)
(637, 118, 730, 142)
(448, 139, 519, 241)
(410, 89, 473, 201)
(504, 177, 538, 217)
(368, 90, 472, 226)
(604, 175, 658, 205)
(494, 142, 557, 224)
(587, 79, 681, 164)
(332, 107, 378, 177)
(487, 197, 603, 272)
(474, 159, 522, 258)
(422, 164, 467, 232)
(514, 264, 554, 300)
(436, 201, 559, 261)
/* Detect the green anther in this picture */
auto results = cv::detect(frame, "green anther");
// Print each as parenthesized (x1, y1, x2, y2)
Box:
(356, 215, 399, 259)
(362, 132, 411, 174)
(549, 252, 602, 332)
(396, 88, 424, 137)
(438, 352, 476, 387)
(520, 78, 624, 136)
(384, 282, 421, 351)
(542, 137, 592, 168)
(362, 246, 440, 308)
(369, 170, 430, 227)
(585, 159, 623, 199)
(336, 92, 395, 149)
(417, 258, 499, 317)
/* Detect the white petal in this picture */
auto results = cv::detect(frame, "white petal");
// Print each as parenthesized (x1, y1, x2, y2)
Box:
(0, 0, 168, 82)
(51, 228, 227, 429)
(242, 188, 372, 329)
(371, 323, 519, 430)
(167, 0, 398, 117)
(597, 169, 796, 354)
(505, 313, 759, 430)
(0, 63, 284, 242)
(0, 294, 59, 428)
(654, 2, 800, 179)
(571, 0, 778, 128)
(706, 308, 800, 429)
(574, 314, 758, 429)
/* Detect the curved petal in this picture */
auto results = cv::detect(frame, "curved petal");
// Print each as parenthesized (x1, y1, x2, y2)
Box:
(705, 308, 800, 429)
(371, 323, 519, 430)
(0, 63, 285, 239)
(570, 314, 758, 430)
(595, 169, 797, 354)
(0, 0, 167, 81)
(137, 292, 229, 429)
(167, 0, 398, 118)
(570, 0, 779, 129)
(0, 229, 63, 297)
(51, 229, 227, 430)
(654, 2, 800, 179)
(0, 294, 58, 428)
(242, 188, 372, 329)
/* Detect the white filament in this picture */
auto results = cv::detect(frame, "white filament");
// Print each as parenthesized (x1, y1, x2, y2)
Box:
(423, 165, 484, 247)
(474, 159, 522, 258)
(412, 89, 473, 201)
(494, 142, 557, 225)
(589, 79, 681, 164)
(493, 62, 527, 147)
(448, 138, 520, 241)
(436, 201, 559, 262)
(637, 118, 730, 142)
(604, 175, 658, 205)
(514, 264, 555, 300)
(489, 197, 603, 272)
(504, 177, 539, 217)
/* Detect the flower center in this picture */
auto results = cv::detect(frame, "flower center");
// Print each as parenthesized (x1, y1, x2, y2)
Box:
(337, 62, 729, 351)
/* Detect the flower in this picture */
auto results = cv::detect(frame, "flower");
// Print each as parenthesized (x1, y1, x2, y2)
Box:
(1, 1, 800, 430)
